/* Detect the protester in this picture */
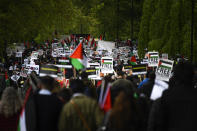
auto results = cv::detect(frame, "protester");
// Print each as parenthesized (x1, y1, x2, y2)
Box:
(25, 76, 63, 131)
(81, 71, 98, 99)
(151, 61, 197, 131)
(59, 79, 104, 131)
(138, 71, 156, 99)
(0, 87, 22, 131)
(106, 79, 146, 131)
(34, 76, 63, 131)
(138, 70, 151, 89)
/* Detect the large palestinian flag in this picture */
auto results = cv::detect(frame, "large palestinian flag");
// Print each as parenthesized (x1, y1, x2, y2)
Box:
(70, 43, 87, 70)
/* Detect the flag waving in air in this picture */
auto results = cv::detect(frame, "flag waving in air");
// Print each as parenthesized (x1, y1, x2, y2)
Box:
(70, 43, 87, 70)
(130, 55, 137, 65)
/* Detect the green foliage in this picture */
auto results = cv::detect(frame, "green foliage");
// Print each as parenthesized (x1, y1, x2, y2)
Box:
(139, 0, 197, 63)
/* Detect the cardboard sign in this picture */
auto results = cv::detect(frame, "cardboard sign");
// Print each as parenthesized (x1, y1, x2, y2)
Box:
(88, 63, 101, 79)
(132, 64, 147, 75)
(86, 67, 96, 75)
(39, 65, 58, 78)
(16, 52, 22, 57)
(155, 59, 174, 82)
(58, 59, 70, 63)
(55, 65, 72, 69)
(148, 52, 159, 67)
(124, 65, 132, 70)
(101, 57, 113, 73)
(25, 64, 39, 75)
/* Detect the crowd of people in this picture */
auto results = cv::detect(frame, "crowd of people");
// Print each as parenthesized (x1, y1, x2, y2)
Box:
(0, 37, 196, 131)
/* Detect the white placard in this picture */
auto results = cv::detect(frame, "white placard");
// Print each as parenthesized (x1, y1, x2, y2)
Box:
(155, 59, 174, 82)
(88, 63, 101, 79)
(97, 41, 115, 53)
(101, 57, 113, 73)
(148, 52, 159, 67)
(25, 64, 39, 75)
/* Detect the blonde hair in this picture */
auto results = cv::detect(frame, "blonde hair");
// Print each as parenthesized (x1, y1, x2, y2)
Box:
(0, 87, 22, 118)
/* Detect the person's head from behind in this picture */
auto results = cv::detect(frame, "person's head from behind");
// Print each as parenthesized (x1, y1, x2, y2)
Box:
(172, 61, 194, 86)
(39, 76, 56, 92)
(80, 71, 88, 80)
(117, 71, 126, 79)
(0, 87, 22, 118)
(69, 79, 85, 94)
(57, 88, 72, 104)
(148, 71, 156, 81)
(111, 79, 135, 106)
(109, 80, 139, 130)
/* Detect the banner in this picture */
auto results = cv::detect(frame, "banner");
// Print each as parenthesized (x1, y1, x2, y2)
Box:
(97, 41, 115, 53)
(124, 65, 132, 70)
(86, 67, 96, 75)
(155, 59, 174, 82)
(101, 57, 113, 74)
(25, 64, 39, 75)
(132, 64, 147, 75)
(39, 65, 58, 78)
(148, 52, 159, 67)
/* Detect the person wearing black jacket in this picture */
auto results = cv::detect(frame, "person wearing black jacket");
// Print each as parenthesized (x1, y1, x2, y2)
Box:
(154, 61, 197, 131)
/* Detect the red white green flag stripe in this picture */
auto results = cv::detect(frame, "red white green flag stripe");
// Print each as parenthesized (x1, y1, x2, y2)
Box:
(70, 43, 87, 70)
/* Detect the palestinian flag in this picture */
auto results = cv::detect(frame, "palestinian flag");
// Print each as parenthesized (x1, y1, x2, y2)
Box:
(70, 43, 87, 70)
(102, 59, 113, 64)
(18, 87, 32, 131)
(130, 55, 137, 65)
(158, 59, 173, 70)
(99, 83, 112, 113)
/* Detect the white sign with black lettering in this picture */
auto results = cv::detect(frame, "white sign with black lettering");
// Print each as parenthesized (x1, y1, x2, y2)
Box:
(148, 52, 159, 67)
(155, 59, 174, 82)
(101, 57, 113, 73)
(25, 64, 39, 75)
